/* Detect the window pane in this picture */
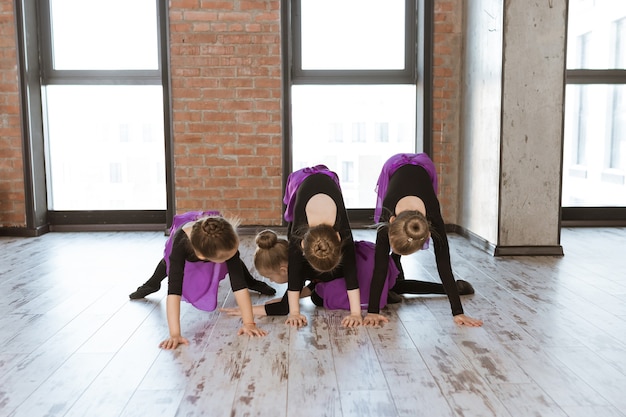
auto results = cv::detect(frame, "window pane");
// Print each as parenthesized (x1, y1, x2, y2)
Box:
(291, 85, 416, 208)
(49, 0, 159, 70)
(44, 85, 166, 210)
(562, 84, 626, 207)
(611, 85, 626, 170)
(300, 0, 405, 70)
(567, 0, 626, 70)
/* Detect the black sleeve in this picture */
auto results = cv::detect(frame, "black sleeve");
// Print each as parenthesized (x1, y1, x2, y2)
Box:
(287, 237, 306, 292)
(335, 186, 358, 291)
(428, 203, 464, 316)
(264, 291, 290, 315)
(367, 226, 391, 314)
(226, 251, 248, 292)
(167, 229, 191, 296)
(340, 233, 358, 291)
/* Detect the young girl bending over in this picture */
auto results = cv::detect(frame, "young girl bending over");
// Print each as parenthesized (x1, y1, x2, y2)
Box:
(365, 153, 483, 328)
(223, 229, 471, 319)
(283, 165, 361, 328)
(129, 211, 275, 349)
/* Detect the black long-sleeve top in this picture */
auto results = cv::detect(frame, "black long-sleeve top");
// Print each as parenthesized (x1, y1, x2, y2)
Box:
(287, 173, 358, 293)
(166, 227, 248, 295)
(367, 164, 464, 316)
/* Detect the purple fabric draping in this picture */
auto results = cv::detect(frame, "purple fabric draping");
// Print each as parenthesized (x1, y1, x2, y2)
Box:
(283, 165, 341, 222)
(374, 153, 438, 223)
(163, 211, 229, 311)
(314, 240, 399, 311)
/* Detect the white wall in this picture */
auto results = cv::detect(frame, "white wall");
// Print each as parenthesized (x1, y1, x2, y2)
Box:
(459, 0, 504, 245)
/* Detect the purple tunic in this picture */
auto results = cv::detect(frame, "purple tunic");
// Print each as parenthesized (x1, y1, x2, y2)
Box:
(163, 211, 229, 312)
(314, 241, 399, 311)
(374, 153, 439, 222)
(283, 165, 341, 222)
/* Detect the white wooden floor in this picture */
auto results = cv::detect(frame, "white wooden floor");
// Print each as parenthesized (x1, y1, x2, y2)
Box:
(1, 227, 625, 417)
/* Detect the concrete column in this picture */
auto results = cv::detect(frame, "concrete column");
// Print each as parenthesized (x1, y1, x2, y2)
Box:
(497, 0, 566, 255)
(459, 0, 566, 256)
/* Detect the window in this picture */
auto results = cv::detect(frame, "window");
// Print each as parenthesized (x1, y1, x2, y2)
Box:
(563, 0, 626, 214)
(39, 0, 169, 214)
(288, 0, 425, 211)
(352, 122, 367, 143)
(329, 123, 344, 143)
(299, 1, 406, 71)
(609, 85, 625, 171)
(341, 161, 355, 183)
(609, 18, 626, 171)
(375, 122, 390, 143)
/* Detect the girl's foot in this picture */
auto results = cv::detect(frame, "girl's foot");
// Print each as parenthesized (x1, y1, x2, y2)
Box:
(129, 283, 161, 299)
(456, 280, 475, 295)
(387, 290, 402, 304)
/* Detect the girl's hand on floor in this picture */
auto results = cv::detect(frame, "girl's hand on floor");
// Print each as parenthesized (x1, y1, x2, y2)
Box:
(341, 314, 363, 328)
(159, 335, 189, 350)
(363, 313, 389, 327)
(285, 313, 307, 328)
(238, 323, 268, 337)
(453, 313, 483, 327)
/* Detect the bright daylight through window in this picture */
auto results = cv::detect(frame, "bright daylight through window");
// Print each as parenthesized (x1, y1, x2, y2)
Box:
(563, 0, 626, 207)
(291, 0, 418, 209)
(43, 0, 166, 210)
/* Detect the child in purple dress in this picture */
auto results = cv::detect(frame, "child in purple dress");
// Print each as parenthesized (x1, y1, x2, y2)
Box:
(282, 165, 362, 328)
(365, 153, 482, 328)
(129, 211, 275, 348)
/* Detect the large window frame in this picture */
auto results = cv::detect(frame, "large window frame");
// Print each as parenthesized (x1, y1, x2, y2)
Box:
(14, 0, 174, 234)
(283, 0, 432, 224)
(291, 0, 417, 85)
(38, 0, 163, 86)
(563, 12, 626, 225)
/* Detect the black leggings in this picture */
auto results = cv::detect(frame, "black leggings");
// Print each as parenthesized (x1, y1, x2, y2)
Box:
(390, 253, 447, 295)
(142, 259, 167, 287)
(310, 289, 324, 307)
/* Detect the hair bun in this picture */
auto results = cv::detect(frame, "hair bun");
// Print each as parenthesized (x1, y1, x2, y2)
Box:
(404, 213, 427, 238)
(313, 240, 331, 258)
(202, 217, 225, 237)
(256, 229, 278, 249)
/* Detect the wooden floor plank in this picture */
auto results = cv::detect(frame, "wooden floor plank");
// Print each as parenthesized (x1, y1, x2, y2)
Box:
(287, 349, 343, 417)
(340, 390, 398, 417)
(62, 323, 166, 417)
(229, 323, 290, 417)
(546, 345, 626, 411)
(492, 383, 569, 417)
(120, 389, 186, 417)
(403, 319, 514, 417)
(9, 353, 113, 417)
(501, 342, 614, 408)
(173, 350, 247, 417)
(375, 348, 457, 417)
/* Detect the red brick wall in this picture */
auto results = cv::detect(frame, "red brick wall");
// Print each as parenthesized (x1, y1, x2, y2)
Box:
(0, 0, 26, 228)
(0, 0, 462, 229)
(168, 0, 284, 225)
(432, 0, 462, 224)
